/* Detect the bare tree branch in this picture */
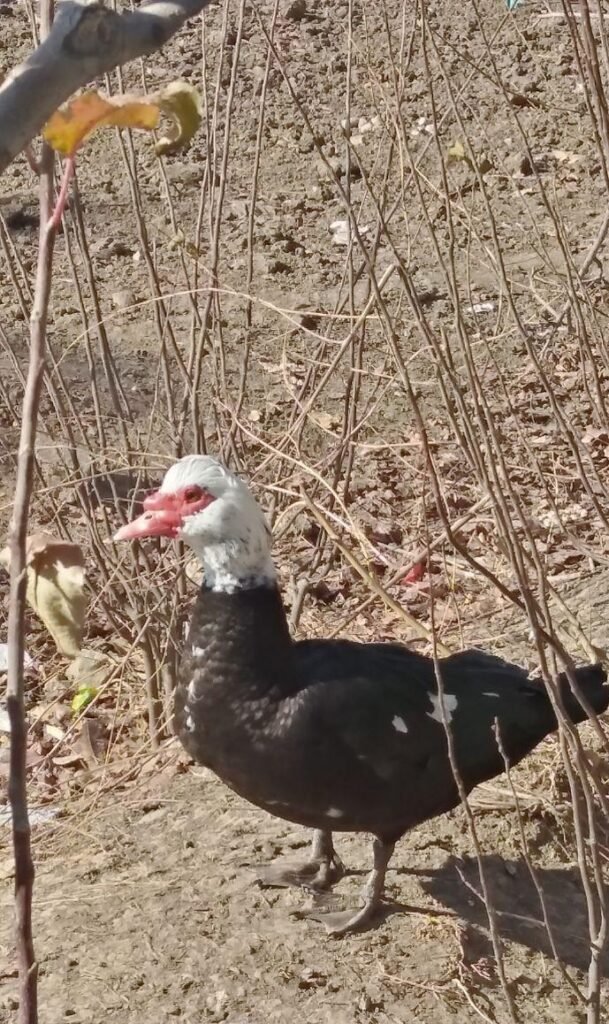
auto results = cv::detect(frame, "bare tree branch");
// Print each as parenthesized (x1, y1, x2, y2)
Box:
(6, 4, 57, 1019)
(0, 0, 213, 175)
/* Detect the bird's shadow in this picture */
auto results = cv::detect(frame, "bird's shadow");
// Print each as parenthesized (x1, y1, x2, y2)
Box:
(417, 853, 608, 974)
(260, 852, 606, 969)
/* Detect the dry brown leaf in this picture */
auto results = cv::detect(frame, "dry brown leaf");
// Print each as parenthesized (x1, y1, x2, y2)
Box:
(310, 411, 340, 431)
(0, 533, 87, 657)
(73, 719, 108, 769)
(66, 648, 116, 689)
(44, 724, 66, 742)
(52, 751, 86, 768)
(551, 148, 581, 165)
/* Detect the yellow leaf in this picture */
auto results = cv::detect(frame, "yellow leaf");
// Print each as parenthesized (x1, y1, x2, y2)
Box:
(447, 140, 466, 162)
(43, 91, 161, 155)
(43, 82, 202, 158)
(0, 534, 87, 657)
(71, 686, 97, 714)
(154, 82, 203, 156)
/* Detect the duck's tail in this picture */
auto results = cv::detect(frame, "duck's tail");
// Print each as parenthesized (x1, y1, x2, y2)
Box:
(556, 663, 609, 725)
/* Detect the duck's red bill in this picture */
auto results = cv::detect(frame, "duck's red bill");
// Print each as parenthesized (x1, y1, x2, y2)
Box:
(113, 508, 181, 541)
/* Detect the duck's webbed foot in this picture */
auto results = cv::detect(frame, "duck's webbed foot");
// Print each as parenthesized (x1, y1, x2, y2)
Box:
(296, 838, 394, 936)
(256, 830, 345, 893)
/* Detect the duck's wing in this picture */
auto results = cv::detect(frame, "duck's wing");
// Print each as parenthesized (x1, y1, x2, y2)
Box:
(293, 641, 557, 793)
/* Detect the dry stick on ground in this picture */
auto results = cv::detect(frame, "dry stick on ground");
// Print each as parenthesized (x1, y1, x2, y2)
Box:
(0, 0, 214, 175)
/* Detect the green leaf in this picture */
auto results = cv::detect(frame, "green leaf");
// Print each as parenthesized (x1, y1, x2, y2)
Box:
(71, 685, 97, 714)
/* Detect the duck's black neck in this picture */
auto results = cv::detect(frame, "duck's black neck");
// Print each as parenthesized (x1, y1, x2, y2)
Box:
(187, 582, 295, 698)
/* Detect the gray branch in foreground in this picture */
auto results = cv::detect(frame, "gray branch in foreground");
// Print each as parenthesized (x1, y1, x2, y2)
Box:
(0, 0, 213, 175)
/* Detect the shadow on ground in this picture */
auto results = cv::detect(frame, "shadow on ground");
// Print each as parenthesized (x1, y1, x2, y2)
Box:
(420, 853, 607, 974)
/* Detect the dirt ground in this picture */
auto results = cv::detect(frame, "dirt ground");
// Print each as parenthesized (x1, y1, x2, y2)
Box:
(2, 1, 609, 1022)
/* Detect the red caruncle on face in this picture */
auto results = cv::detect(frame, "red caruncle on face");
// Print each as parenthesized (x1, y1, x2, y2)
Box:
(114, 484, 215, 541)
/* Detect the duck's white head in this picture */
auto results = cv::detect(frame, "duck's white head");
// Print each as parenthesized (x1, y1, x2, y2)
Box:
(114, 455, 276, 593)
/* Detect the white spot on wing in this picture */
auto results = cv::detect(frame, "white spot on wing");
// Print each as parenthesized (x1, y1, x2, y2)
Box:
(482, 692, 500, 698)
(185, 712, 195, 731)
(392, 715, 408, 734)
(192, 645, 205, 657)
(326, 807, 344, 818)
(265, 693, 305, 736)
(427, 693, 458, 724)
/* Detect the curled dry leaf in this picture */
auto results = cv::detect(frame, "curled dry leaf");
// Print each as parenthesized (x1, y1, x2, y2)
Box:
(310, 410, 340, 431)
(0, 533, 86, 658)
(73, 719, 108, 769)
(43, 81, 201, 157)
(155, 81, 203, 156)
(66, 648, 117, 690)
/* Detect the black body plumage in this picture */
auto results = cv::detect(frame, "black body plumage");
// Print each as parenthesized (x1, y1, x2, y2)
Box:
(115, 453, 609, 931)
(175, 583, 609, 845)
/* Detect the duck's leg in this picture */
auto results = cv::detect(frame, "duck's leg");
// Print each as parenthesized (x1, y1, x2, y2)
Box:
(256, 829, 345, 892)
(298, 837, 394, 935)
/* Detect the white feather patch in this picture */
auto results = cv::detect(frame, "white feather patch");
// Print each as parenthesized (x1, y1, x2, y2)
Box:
(427, 693, 458, 724)
(326, 807, 344, 818)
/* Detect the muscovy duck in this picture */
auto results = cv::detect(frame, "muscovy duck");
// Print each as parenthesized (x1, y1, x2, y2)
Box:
(114, 455, 609, 935)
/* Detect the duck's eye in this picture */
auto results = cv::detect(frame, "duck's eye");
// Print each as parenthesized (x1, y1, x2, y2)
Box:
(184, 486, 203, 503)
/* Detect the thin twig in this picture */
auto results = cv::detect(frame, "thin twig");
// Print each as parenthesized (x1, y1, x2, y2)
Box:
(299, 487, 451, 655)
(7, 8, 59, 1020)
